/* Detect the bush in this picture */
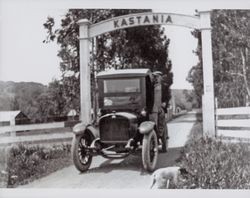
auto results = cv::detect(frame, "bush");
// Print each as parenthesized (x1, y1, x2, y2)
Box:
(177, 137, 250, 189)
(6, 143, 71, 187)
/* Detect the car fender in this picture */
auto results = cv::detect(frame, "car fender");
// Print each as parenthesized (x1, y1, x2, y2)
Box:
(72, 123, 99, 138)
(138, 121, 155, 135)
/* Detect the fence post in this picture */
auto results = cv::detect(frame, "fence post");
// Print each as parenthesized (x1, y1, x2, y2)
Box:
(10, 115, 16, 137)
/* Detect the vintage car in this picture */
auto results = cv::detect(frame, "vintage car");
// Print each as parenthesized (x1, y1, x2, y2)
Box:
(71, 68, 168, 172)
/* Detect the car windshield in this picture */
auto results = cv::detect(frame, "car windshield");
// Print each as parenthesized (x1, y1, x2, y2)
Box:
(104, 78, 140, 93)
(103, 78, 141, 107)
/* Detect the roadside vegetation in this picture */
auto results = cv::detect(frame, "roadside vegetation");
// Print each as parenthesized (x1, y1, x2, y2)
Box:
(176, 120, 250, 189)
(6, 143, 72, 188)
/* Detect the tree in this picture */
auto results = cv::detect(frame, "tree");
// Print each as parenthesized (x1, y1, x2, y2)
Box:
(212, 10, 250, 107)
(47, 80, 67, 116)
(10, 95, 20, 111)
(183, 89, 199, 109)
(43, 9, 173, 114)
(35, 92, 53, 122)
(34, 80, 69, 122)
(186, 30, 203, 108)
(187, 10, 250, 108)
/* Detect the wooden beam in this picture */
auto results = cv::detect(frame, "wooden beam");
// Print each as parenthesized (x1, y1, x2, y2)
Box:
(89, 12, 201, 38)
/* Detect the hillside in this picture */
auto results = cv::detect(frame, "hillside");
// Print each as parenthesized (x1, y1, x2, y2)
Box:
(0, 81, 48, 121)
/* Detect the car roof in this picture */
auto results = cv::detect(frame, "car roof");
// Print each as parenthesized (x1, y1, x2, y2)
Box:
(96, 68, 152, 79)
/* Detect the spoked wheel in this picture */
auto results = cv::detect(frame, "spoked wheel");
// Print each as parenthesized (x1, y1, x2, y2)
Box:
(72, 131, 93, 172)
(142, 130, 158, 172)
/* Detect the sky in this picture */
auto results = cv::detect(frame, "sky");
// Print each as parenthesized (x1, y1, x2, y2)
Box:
(0, 1, 65, 84)
(164, 26, 198, 89)
(1, 0, 249, 90)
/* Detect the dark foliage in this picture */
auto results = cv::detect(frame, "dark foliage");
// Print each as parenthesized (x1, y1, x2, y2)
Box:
(177, 137, 250, 189)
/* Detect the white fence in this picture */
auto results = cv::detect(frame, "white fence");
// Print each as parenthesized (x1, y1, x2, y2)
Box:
(216, 106, 250, 140)
(0, 121, 76, 146)
(0, 122, 65, 135)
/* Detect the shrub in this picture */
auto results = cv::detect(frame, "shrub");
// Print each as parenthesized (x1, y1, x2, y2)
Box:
(6, 143, 71, 187)
(185, 122, 203, 145)
(177, 137, 250, 189)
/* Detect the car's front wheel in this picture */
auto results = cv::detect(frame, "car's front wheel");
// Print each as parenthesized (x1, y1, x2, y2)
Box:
(72, 131, 93, 172)
(142, 130, 158, 172)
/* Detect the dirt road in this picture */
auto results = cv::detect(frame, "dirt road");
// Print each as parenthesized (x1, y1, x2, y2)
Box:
(19, 111, 197, 188)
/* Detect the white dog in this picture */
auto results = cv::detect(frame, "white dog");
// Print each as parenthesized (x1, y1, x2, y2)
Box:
(150, 166, 188, 189)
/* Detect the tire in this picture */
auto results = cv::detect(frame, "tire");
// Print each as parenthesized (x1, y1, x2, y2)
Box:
(72, 131, 93, 172)
(142, 130, 158, 172)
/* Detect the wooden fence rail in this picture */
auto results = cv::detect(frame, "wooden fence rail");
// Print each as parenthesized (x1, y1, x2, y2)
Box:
(216, 106, 250, 140)
(0, 121, 79, 146)
(0, 122, 65, 135)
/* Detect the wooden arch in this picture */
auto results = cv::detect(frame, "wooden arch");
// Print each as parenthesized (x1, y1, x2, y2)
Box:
(78, 11, 215, 137)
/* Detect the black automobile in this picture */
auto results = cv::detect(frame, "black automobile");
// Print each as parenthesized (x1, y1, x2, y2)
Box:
(71, 69, 168, 172)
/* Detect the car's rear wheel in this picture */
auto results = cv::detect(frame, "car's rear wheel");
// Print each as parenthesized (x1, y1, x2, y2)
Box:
(142, 130, 158, 172)
(72, 131, 93, 172)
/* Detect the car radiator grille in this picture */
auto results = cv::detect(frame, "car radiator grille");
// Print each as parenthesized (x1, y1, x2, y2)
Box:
(100, 117, 129, 143)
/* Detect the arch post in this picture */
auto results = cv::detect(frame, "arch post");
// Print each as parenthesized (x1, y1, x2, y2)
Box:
(199, 10, 216, 137)
(78, 19, 92, 124)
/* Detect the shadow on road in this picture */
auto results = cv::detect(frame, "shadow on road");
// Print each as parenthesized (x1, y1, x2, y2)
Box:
(84, 147, 183, 175)
(156, 147, 183, 168)
(85, 154, 146, 175)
